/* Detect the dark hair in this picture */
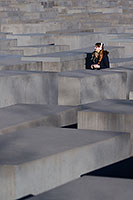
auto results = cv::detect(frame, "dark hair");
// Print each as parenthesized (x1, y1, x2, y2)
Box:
(95, 43, 104, 50)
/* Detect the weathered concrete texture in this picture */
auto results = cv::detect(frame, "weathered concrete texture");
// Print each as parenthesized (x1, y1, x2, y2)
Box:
(78, 99, 133, 154)
(0, 70, 58, 107)
(21, 52, 86, 72)
(58, 70, 127, 105)
(0, 126, 130, 199)
(30, 176, 133, 200)
(0, 104, 80, 134)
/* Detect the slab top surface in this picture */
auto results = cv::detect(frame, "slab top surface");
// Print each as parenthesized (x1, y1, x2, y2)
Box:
(30, 176, 133, 200)
(0, 126, 126, 165)
(0, 104, 78, 130)
(80, 99, 133, 114)
(59, 69, 125, 78)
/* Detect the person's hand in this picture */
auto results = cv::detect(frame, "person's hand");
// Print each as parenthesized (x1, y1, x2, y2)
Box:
(91, 65, 94, 69)
(93, 64, 100, 69)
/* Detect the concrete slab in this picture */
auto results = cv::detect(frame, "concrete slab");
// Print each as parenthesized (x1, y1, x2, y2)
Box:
(0, 104, 80, 134)
(54, 32, 118, 50)
(11, 44, 69, 56)
(1, 22, 61, 34)
(21, 51, 86, 72)
(110, 57, 133, 68)
(0, 38, 17, 50)
(105, 66, 133, 98)
(0, 49, 23, 55)
(58, 70, 127, 105)
(78, 99, 133, 153)
(0, 61, 43, 71)
(6, 33, 54, 46)
(30, 176, 133, 200)
(108, 39, 133, 57)
(0, 70, 58, 107)
(21, 51, 86, 62)
(0, 126, 130, 199)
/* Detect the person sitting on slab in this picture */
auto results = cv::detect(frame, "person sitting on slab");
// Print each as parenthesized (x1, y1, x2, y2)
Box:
(86, 43, 110, 70)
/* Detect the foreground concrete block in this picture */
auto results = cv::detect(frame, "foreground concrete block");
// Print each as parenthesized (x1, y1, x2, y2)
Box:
(0, 70, 58, 107)
(0, 104, 79, 134)
(78, 99, 133, 153)
(58, 70, 127, 105)
(21, 52, 86, 72)
(30, 176, 133, 200)
(0, 126, 130, 199)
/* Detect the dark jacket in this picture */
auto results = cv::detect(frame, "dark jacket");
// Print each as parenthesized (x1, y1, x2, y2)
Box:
(86, 50, 110, 69)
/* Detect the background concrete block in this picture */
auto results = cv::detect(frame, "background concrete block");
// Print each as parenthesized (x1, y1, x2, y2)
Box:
(11, 44, 70, 56)
(6, 33, 54, 46)
(58, 70, 127, 105)
(110, 57, 133, 68)
(0, 126, 130, 199)
(21, 52, 86, 72)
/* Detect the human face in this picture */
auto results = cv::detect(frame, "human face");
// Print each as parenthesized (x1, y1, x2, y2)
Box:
(95, 45, 100, 53)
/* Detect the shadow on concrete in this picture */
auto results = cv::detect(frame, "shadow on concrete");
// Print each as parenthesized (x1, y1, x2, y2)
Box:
(17, 194, 34, 200)
(62, 124, 77, 129)
(81, 157, 133, 179)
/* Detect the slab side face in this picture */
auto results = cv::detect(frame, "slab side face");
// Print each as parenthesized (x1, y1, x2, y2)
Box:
(81, 72, 127, 104)
(58, 76, 81, 105)
(0, 71, 58, 107)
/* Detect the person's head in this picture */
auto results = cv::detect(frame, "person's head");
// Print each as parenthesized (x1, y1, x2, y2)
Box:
(95, 43, 104, 53)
